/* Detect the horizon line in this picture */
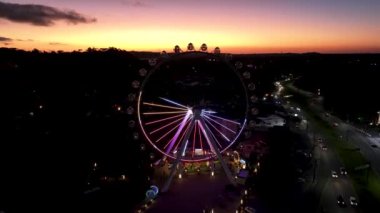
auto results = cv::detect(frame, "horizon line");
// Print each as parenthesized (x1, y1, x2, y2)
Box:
(1, 46, 380, 55)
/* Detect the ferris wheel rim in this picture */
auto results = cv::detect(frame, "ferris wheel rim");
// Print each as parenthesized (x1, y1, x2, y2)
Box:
(136, 51, 250, 162)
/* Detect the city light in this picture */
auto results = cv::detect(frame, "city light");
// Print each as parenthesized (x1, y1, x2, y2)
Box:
(4, 2, 380, 210)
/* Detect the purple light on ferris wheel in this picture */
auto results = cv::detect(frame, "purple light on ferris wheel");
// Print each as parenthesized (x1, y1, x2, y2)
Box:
(165, 110, 192, 154)
(197, 120, 216, 154)
(192, 122, 197, 157)
(159, 97, 189, 110)
(143, 102, 189, 111)
(157, 119, 188, 143)
(146, 113, 185, 125)
(143, 110, 187, 115)
(201, 109, 217, 114)
(173, 120, 192, 151)
(149, 116, 184, 134)
(202, 114, 237, 134)
(206, 113, 241, 125)
(203, 121, 223, 148)
(196, 120, 205, 155)
(203, 117, 231, 142)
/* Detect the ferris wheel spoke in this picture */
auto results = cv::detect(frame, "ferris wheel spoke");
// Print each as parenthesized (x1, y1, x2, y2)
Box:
(203, 120, 223, 149)
(164, 111, 193, 154)
(201, 110, 217, 114)
(192, 121, 198, 158)
(143, 110, 188, 115)
(156, 120, 185, 143)
(203, 117, 232, 143)
(149, 116, 184, 135)
(197, 120, 216, 155)
(137, 52, 250, 163)
(159, 97, 189, 110)
(202, 114, 237, 134)
(173, 121, 192, 154)
(163, 118, 190, 150)
(145, 113, 185, 125)
(205, 113, 241, 126)
(196, 121, 205, 156)
(143, 102, 189, 111)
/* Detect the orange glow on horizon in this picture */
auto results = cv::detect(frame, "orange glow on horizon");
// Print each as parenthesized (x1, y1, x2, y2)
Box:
(1, 1, 380, 53)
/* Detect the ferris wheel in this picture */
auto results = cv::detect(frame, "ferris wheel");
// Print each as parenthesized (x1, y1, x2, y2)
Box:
(137, 50, 249, 163)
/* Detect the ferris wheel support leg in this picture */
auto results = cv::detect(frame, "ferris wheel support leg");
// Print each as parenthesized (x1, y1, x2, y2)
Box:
(162, 120, 195, 193)
(199, 119, 237, 186)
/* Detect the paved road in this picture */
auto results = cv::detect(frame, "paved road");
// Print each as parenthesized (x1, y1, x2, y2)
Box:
(322, 113, 380, 175)
(281, 81, 380, 212)
(316, 141, 359, 213)
(285, 102, 360, 213)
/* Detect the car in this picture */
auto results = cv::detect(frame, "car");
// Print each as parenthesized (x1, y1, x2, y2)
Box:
(297, 177, 306, 183)
(371, 144, 378, 148)
(337, 195, 346, 207)
(244, 206, 256, 213)
(304, 152, 312, 158)
(333, 122, 339, 127)
(340, 167, 347, 175)
(350, 196, 358, 207)
(321, 144, 328, 151)
(331, 170, 338, 178)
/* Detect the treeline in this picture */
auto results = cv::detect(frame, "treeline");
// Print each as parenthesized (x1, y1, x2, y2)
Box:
(0, 47, 153, 212)
(234, 53, 380, 124)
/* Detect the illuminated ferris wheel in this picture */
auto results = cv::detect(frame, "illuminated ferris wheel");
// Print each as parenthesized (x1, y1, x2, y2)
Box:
(137, 47, 249, 163)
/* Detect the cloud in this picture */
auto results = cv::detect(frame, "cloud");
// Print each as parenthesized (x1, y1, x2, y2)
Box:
(0, 1, 96, 26)
(132, 1, 146, 7)
(49, 42, 66, 46)
(122, 0, 147, 7)
(16, 39, 34, 42)
(0, 36, 12, 42)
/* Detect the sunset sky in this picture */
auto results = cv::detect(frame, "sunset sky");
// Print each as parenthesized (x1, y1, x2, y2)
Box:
(1, 0, 380, 53)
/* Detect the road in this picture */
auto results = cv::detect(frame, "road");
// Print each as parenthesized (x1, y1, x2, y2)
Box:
(296, 106, 359, 213)
(281, 82, 369, 212)
(298, 81, 380, 175)
(322, 116, 380, 176)
(316, 138, 359, 213)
